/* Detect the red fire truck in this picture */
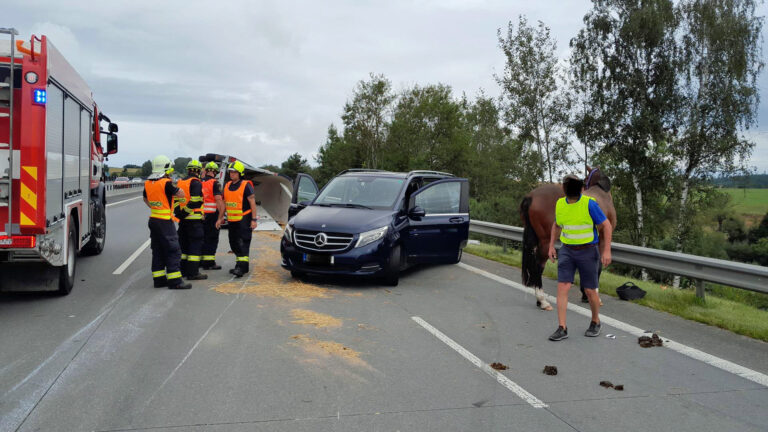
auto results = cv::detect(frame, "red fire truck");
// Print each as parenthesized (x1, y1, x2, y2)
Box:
(0, 29, 119, 295)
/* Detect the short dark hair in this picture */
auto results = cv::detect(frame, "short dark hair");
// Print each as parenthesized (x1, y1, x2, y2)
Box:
(563, 177, 583, 198)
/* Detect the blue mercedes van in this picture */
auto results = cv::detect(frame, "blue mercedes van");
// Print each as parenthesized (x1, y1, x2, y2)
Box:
(280, 169, 470, 285)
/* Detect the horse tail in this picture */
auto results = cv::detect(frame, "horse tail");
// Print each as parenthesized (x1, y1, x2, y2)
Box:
(520, 196, 540, 288)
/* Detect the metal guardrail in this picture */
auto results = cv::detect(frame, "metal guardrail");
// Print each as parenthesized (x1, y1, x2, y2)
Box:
(105, 182, 143, 197)
(470, 220, 768, 296)
(105, 182, 143, 191)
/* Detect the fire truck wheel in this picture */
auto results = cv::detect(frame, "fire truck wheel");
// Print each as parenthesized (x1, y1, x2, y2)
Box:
(57, 222, 77, 295)
(82, 202, 106, 255)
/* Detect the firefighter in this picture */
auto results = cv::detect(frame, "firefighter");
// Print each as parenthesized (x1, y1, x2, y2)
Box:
(216, 160, 258, 278)
(143, 155, 191, 290)
(175, 159, 208, 280)
(201, 161, 225, 270)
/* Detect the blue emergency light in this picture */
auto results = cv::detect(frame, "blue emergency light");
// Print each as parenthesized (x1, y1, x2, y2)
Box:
(33, 89, 46, 105)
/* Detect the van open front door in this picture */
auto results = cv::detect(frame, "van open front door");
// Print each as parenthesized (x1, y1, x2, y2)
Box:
(405, 178, 470, 264)
(288, 173, 318, 219)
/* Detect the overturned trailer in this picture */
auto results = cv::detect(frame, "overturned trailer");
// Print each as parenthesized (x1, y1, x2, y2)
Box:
(198, 153, 293, 226)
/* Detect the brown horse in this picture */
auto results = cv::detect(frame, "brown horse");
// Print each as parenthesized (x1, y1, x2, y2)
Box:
(519, 167, 617, 310)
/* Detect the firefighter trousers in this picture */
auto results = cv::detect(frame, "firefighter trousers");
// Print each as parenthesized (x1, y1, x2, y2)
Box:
(148, 218, 183, 287)
(228, 213, 252, 273)
(178, 219, 204, 277)
(202, 211, 220, 267)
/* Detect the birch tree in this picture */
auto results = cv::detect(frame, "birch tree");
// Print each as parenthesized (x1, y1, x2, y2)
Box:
(496, 16, 571, 183)
(570, 0, 679, 278)
(671, 0, 763, 287)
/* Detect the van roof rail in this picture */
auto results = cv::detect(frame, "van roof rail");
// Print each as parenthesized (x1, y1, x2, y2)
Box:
(407, 170, 455, 177)
(336, 168, 390, 176)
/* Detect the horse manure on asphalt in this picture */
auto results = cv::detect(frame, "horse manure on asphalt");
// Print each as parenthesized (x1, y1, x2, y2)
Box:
(638, 333, 663, 348)
(490, 362, 508, 371)
(543, 365, 558, 375)
(600, 380, 625, 390)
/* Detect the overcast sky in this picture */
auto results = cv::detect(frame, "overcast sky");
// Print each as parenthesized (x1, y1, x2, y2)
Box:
(6, 0, 768, 172)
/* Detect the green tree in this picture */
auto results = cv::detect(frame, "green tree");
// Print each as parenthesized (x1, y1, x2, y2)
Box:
(461, 93, 539, 204)
(383, 83, 469, 174)
(279, 153, 312, 181)
(496, 16, 572, 182)
(342, 73, 395, 169)
(173, 157, 192, 175)
(123, 163, 140, 169)
(315, 124, 357, 186)
(141, 160, 152, 178)
(672, 0, 764, 285)
(570, 0, 679, 279)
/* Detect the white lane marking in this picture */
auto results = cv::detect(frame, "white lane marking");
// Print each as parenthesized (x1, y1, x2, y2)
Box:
(112, 239, 151, 275)
(412, 316, 548, 408)
(106, 195, 143, 207)
(146, 272, 248, 406)
(458, 262, 768, 388)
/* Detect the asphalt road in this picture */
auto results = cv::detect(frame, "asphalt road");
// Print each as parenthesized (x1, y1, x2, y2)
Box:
(1, 194, 766, 432)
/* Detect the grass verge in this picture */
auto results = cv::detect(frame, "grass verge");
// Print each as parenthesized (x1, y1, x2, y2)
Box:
(465, 243, 768, 342)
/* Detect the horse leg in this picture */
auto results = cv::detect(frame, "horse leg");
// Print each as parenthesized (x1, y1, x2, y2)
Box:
(534, 244, 553, 311)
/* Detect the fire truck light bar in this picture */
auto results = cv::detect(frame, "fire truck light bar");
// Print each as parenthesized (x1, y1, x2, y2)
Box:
(33, 89, 46, 105)
(0, 235, 36, 248)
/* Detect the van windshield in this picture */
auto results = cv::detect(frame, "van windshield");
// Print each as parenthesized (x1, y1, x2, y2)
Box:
(313, 176, 404, 210)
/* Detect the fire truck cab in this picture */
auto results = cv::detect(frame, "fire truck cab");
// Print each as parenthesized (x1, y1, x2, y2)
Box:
(0, 29, 118, 295)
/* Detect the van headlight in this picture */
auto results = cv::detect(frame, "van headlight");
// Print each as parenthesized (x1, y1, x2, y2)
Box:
(355, 226, 388, 248)
(283, 224, 293, 243)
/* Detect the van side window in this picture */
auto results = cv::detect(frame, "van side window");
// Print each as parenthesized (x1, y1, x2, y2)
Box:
(414, 182, 461, 214)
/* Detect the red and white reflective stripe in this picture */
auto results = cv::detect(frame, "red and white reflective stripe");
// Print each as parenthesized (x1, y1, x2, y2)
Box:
(0, 235, 36, 248)
(203, 202, 217, 213)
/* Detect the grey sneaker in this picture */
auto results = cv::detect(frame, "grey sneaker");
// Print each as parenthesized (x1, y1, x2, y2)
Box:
(549, 326, 568, 341)
(585, 321, 601, 337)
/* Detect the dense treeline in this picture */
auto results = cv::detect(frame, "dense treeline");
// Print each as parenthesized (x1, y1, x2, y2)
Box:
(712, 174, 768, 188)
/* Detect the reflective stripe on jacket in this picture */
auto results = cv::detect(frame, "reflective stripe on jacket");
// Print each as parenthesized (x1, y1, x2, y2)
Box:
(145, 178, 172, 220)
(177, 178, 203, 220)
(555, 196, 595, 245)
(224, 180, 252, 222)
(202, 178, 218, 214)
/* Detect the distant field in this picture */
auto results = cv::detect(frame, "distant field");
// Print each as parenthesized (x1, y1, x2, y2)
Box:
(721, 188, 768, 216)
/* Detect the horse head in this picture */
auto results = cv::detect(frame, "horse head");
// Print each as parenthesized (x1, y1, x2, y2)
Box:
(584, 166, 611, 192)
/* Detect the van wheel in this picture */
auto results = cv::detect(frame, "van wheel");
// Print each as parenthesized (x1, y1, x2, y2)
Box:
(452, 248, 463, 264)
(57, 223, 77, 296)
(383, 245, 400, 286)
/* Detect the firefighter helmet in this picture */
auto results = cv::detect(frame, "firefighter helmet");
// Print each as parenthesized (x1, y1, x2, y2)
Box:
(205, 161, 220, 172)
(228, 160, 245, 175)
(186, 159, 203, 171)
(149, 155, 173, 179)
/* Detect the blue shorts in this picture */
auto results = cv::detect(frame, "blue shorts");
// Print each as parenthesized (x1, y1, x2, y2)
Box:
(557, 244, 600, 289)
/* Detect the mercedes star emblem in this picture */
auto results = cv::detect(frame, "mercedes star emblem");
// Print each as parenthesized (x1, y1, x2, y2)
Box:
(314, 232, 328, 247)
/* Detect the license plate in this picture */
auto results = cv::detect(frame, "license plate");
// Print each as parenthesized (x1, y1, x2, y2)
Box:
(303, 254, 334, 265)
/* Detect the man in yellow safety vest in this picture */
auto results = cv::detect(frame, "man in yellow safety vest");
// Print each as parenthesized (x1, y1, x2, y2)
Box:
(547, 174, 612, 341)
